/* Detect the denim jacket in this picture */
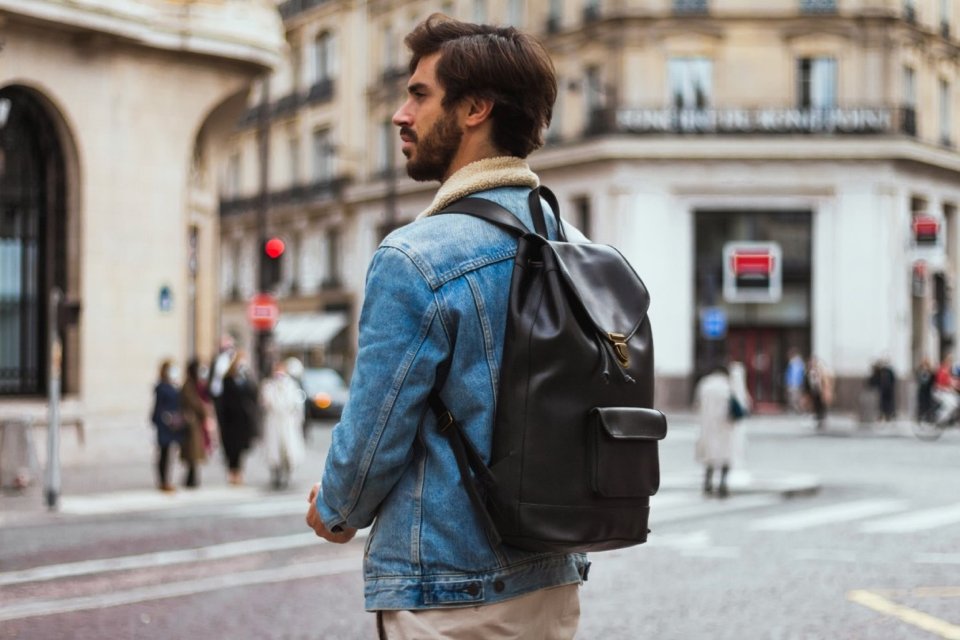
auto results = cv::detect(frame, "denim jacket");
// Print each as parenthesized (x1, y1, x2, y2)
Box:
(316, 178, 589, 611)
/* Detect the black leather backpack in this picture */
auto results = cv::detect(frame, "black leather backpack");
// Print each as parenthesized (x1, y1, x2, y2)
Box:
(429, 187, 668, 553)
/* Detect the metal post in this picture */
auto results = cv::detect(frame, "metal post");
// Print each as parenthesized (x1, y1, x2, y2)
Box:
(256, 76, 272, 379)
(45, 288, 62, 510)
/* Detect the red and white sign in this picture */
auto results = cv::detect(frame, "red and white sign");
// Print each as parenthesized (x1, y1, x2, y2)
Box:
(247, 292, 279, 331)
(912, 215, 940, 246)
(723, 242, 782, 303)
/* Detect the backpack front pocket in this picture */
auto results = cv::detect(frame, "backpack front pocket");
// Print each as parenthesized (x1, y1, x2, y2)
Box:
(589, 407, 667, 498)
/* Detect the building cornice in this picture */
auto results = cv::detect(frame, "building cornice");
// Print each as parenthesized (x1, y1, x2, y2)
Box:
(0, 0, 285, 69)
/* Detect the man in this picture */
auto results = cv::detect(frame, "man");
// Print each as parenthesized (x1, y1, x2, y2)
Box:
(306, 14, 587, 639)
(783, 349, 805, 413)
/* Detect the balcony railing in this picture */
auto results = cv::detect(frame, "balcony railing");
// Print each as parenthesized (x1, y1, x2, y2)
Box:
(278, 0, 332, 21)
(673, 0, 708, 15)
(799, 0, 837, 13)
(219, 175, 351, 216)
(590, 106, 918, 137)
(307, 78, 335, 104)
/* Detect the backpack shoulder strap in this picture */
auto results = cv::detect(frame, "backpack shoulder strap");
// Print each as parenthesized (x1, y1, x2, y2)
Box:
(437, 197, 530, 236)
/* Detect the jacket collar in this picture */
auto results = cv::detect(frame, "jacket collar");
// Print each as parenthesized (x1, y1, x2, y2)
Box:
(417, 156, 539, 219)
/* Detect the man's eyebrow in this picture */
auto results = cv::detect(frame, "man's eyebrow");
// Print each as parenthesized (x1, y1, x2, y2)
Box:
(407, 82, 429, 94)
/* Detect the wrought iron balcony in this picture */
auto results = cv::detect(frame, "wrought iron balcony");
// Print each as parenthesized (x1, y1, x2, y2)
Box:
(799, 0, 837, 14)
(307, 78, 335, 104)
(673, 0, 708, 15)
(272, 92, 303, 118)
(278, 0, 332, 21)
(218, 175, 351, 216)
(591, 105, 919, 138)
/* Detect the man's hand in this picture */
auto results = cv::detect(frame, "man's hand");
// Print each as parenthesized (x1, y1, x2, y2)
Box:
(306, 483, 358, 544)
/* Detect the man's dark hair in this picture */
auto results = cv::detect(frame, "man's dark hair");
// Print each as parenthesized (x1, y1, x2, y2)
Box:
(404, 14, 557, 158)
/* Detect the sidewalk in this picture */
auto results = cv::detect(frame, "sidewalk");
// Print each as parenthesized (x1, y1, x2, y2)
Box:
(1, 410, 854, 525)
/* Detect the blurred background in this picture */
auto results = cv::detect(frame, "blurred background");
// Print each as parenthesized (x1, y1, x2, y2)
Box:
(3, 0, 959, 430)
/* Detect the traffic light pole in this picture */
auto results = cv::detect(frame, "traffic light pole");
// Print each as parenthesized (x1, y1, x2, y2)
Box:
(255, 75, 272, 380)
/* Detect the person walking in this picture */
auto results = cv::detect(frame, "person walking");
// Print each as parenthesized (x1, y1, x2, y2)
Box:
(179, 358, 209, 488)
(305, 14, 587, 638)
(694, 365, 736, 498)
(149, 359, 183, 493)
(219, 350, 260, 486)
(806, 356, 834, 430)
(869, 358, 897, 422)
(783, 349, 805, 413)
(260, 357, 306, 490)
(916, 357, 935, 423)
(932, 355, 958, 424)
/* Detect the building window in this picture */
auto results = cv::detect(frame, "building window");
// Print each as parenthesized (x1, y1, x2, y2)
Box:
(673, 0, 708, 14)
(573, 195, 592, 238)
(288, 134, 300, 186)
(547, 0, 562, 32)
(378, 119, 393, 174)
(226, 152, 241, 198)
(669, 57, 712, 109)
(324, 227, 342, 289)
(584, 0, 601, 22)
(940, 78, 952, 146)
(313, 31, 335, 84)
(799, 0, 836, 12)
(903, 65, 917, 135)
(312, 128, 334, 182)
(941, 0, 951, 36)
(508, 0, 523, 25)
(473, 0, 487, 23)
(797, 57, 837, 109)
(382, 25, 396, 72)
(905, 0, 917, 22)
(546, 75, 563, 142)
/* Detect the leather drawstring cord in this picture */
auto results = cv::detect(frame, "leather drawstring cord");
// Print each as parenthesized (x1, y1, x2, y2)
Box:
(596, 333, 636, 385)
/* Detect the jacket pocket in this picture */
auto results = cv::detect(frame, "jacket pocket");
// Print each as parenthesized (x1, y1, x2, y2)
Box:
(590, 407, 667, 498)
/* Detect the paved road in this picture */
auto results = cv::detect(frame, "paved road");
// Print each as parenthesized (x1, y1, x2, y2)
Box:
(2, 415, 959, 639)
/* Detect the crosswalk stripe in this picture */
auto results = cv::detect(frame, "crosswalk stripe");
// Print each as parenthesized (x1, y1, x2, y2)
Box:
(0, 555, 362, 623)
(748, 499, 907, 531)
(0, 530, 369, 587)
(859, 502, 960, 533)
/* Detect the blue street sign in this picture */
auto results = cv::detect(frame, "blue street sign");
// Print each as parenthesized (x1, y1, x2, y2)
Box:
(701, 307, 727, 340)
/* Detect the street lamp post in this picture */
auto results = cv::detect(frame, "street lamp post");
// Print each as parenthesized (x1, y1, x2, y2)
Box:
(255, 76, 272, 379)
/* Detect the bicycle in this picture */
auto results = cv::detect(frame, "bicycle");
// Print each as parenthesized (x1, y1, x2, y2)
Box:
(912, 395, 959, 441)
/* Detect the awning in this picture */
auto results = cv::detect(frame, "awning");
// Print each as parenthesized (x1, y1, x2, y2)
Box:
(272, 312, 348, 349)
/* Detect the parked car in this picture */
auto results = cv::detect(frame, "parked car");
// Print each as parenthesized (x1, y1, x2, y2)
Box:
(302, 367, 349, 421)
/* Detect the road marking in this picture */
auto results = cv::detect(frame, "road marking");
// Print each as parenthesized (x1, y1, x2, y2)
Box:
(848, 590, 960, 640)
(653, 494, 780, 525)
(0, 554, 362, 622)
(0, 530, 369, 586)
(56, 486, 269, 516)
(748, 499, 906, 531)
(860, 502, 960, 533)
(916, 553, 960, 565)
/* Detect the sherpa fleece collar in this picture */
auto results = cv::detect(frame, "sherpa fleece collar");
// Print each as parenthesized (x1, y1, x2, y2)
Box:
(417, 156, 539, 219)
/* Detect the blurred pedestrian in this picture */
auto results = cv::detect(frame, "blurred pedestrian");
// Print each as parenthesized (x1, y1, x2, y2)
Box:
(695, 364, 735, 498)
(150, 359, 183, 493)
(783, 349, 805, 413)
(869, 357, 896, 421)
(915, 357, 935, 422)
(219, 349, 260, 485)
(932, 355, 958, 424)
(179, 358, 209, 488)
(805, 356, 834, 430)
(208, 334, 235, 442)
(260, 357, 306, 490)
(728, 360, 752, 472)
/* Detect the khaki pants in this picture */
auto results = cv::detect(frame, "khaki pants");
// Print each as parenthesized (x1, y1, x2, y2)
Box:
(377, 583, 580, 640)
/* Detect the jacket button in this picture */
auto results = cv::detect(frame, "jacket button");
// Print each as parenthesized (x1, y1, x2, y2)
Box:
(494, 580, 505, 593)
(465, 583, 480, 596)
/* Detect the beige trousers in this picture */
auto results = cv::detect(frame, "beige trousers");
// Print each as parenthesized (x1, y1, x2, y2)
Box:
(377, 583, 580, 640)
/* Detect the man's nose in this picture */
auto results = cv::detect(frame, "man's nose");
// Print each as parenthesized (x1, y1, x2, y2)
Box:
(392, 102, 411, 127)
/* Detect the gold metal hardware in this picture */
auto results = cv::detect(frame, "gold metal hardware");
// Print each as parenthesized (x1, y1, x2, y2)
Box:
(607, 332, 630, 368)
(438, 411, 455, 432)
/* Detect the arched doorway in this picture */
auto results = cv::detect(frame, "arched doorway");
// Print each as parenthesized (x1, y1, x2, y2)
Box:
(0, 86, 69, 396)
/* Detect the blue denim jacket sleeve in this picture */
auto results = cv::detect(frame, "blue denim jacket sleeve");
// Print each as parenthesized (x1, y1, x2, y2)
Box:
(316, 245, 449, 530)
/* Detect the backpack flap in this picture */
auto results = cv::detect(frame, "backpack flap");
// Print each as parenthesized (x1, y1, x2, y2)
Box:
(589, 407, 667, 498)
(549, 241, 650, 378)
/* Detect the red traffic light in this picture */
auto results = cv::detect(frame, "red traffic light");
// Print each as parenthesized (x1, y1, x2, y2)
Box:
(264, 237, 285, 259)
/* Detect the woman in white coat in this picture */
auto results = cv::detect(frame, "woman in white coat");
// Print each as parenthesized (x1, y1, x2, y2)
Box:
(694, 364, 736, 497)
(260, 358, 306, 490)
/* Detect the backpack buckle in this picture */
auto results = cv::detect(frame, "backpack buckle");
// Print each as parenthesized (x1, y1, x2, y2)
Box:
(438, 411, 455, 432)
(607, 333, 630, 368)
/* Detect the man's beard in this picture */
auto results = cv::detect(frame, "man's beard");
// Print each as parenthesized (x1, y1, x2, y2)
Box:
(403, 111, 463, 182)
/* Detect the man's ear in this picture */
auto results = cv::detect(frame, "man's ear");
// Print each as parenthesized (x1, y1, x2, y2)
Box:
(463, 96, 495, 127)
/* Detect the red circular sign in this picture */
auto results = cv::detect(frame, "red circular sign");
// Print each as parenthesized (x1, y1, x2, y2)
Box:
(265, 237, 285, 259)
(247, 293, 279, 331)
